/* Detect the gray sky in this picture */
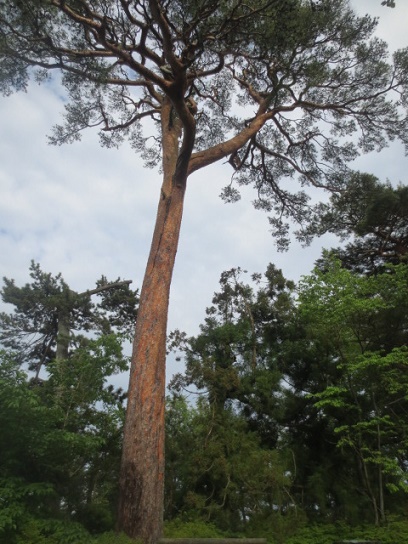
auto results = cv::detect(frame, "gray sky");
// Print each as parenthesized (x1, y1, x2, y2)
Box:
(1, 0, 408, 385)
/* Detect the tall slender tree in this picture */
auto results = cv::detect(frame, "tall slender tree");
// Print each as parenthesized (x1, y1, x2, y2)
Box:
(1, 1, 408, 540)
(169, 264, 295, 447)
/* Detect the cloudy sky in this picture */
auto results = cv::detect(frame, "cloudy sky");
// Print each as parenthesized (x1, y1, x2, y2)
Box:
(1, 0, 408, 385)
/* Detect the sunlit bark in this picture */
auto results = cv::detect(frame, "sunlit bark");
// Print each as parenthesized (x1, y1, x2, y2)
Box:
(118, 99, 187, 543)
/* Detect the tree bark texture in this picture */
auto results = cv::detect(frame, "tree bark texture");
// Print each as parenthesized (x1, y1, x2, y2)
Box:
(118, 101, 186, 543)
(56, 309, 70, 362)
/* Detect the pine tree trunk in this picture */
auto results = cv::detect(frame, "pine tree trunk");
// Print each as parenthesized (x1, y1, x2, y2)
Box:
(56, 309, 70, 361)
(117, 100, 186, 543)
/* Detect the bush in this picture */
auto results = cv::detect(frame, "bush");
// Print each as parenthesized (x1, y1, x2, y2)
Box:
(164, 518, 227, 538)
(352, 518, 408, 544)
(285, 518, 408, 544)
(92, 531, 137, 544)
(11, 518, 90, 544)
(285, 523, 344, 544)
(242, 511, 308, 544)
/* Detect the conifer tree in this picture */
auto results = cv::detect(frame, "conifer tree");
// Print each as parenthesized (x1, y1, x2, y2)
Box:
(0, 261, 138, 376)
(302, 173, 408, 274)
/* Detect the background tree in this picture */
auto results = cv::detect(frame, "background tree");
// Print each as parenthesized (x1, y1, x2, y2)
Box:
(0, 263, 138, 541)
(165, 395, 291, 535)
(302, 173, 408, 274)
(167, 257, 408, 530)
(170, 265, 295, 447)
(0, 261, 138, 377)
(167, 266, 300, 533)
(0, 336, 128, 543)
(298, 258, 408, 524)
(2, 0, 408, 540)
(273, 311, 351, 522)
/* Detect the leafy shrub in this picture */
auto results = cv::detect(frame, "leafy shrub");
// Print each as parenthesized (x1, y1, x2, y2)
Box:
(351, 517, 408, 544)
(164, 518, 227, 538)
(0, 477, 56, 544)
(12, 518, 90, 544)
(285, 518, 408, 544)
(285, 523, 343, 544)
(92, 531, 137, 544)
(243, 511, 308, 544)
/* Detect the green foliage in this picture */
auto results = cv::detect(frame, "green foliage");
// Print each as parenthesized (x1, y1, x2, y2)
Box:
(298, 259, 408, 522)
(170, 265, 295, 445)
(0, 263, 135, 541)
(164, 519, 226, 538)
(92, 532, 138, 544)
(165, 395, 291, 532)
(0, 261, 138, 372)
(0, 338, 126, 541)
(286, 518, 408, 544)
(5, 526, 138, 544)
(0, 477, 54, 540)
(12, 519, 91, 544)
(285, 523, 347, 544)
(2, 247, 408, 539)
(304, 174, 408, 273)
(166, 256, 408, 532)
(243, 510, 308, 544)
(166, 266, 298, 532)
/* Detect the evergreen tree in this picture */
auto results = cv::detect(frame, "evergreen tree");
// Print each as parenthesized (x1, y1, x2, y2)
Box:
(302, 174, 408, 274)
(170, 265, 295, 446)
(165, 393, 290, 533)
(0, 261, 138, 376)
(0, 262, 137, 541)
(167, 266, 297, 530)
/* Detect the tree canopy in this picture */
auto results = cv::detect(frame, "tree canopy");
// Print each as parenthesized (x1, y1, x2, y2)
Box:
(0, 261, 138, 375)
(1, 0, 407, 242)
(166, 255, 408, 532)
(303, 174, 408, 273)
(0, 266, 135, 543)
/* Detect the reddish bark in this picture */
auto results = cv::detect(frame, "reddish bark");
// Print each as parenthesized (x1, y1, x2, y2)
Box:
(117, 101, 186, 543)
(117, 87, 262, 541)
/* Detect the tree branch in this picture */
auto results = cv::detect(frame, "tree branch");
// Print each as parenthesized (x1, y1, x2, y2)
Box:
(78, 279, 133, 298)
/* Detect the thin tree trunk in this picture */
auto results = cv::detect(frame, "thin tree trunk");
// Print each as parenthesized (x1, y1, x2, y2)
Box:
(359, 446, 380, 526)
(117, 100, 186, 543)
(373, 393, 386, 524)
(56, 309, 70, 362)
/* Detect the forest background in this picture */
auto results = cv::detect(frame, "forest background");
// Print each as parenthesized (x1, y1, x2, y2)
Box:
(2, 0, 406, 541)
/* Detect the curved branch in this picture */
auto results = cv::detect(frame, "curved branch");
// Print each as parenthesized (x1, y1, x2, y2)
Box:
(101, 108, 160, 132)
(191, 53, 225, 81)
(188, 109, 275, 175)
(148, 0, 181, 73)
